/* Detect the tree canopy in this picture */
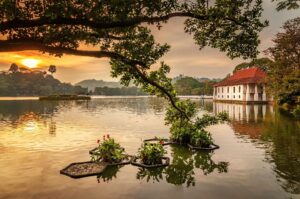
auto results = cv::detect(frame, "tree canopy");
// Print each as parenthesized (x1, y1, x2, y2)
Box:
(0, 65, 87, 96)
(233, 57, 274, 73)
(48, 65, 57, 75)
(266, 17, 300, 105)
(174, 76, 216, 96)
(272, 0, 300, 11)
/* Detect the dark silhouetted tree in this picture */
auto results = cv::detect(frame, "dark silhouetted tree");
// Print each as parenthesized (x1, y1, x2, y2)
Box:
(9, 63, 19, 73)
(48, 65, 56, 76)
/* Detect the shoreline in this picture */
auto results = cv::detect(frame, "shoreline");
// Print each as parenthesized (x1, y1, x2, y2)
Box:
(0, 95, 213, 101)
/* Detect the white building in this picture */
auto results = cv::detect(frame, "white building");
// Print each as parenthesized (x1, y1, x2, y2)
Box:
(213, 67, 271, 103)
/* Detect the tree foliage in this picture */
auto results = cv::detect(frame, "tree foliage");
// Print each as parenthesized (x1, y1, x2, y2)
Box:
(266, 17, 300, 105)
(174, 76, 216, 95)
(48, 65, 56, 75)
(9, 63, 19, 73)
(0, 66, 87, 96)
(0, 0, 268, 143)
(272, 0, 300, 11)
(233, 57, 274, 73)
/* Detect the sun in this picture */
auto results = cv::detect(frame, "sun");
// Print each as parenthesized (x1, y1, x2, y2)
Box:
(21, 58, 41, 69)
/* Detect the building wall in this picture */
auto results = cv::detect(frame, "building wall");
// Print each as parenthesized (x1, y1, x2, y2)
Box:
(213, 84, 268, 102)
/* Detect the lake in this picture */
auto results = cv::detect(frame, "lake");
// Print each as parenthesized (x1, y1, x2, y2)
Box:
(0, 97, 299, 199)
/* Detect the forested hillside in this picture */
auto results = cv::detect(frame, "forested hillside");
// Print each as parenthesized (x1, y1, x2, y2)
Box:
(0, 68, 87, 96)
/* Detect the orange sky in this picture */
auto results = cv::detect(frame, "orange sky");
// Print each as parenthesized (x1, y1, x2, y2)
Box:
(0, 1, 298, 84)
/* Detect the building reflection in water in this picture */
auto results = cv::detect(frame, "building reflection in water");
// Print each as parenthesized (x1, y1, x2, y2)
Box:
(212, 101, 300, 194)
(213, 102, 274, 123)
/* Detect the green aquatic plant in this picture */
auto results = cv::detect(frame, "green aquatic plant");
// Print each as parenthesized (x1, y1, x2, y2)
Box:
(165, 99, 228, 146)
(91, 135, 125, 163)
(138, 143, 166, 165)
(190, 129, 213, 148)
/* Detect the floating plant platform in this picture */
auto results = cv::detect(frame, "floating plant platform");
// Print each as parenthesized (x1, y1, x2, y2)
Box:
(106, 155, 134, 166)
(143, 138, 175, 146)
(60, 161, 108, 178)
(188, 143, 220, 151)
(131, 157, 170, 168)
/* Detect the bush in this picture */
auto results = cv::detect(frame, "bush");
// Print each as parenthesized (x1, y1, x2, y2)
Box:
(138, 143, 166, 165)
(91, 135, 125, 163)
(190, 130, 213, 147)
(165, 99, 228, 146)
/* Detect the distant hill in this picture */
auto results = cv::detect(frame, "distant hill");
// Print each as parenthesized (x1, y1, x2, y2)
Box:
(75, 79, 122, 91)
(0, 69, 87, 96)
(172, 75, 221, 83)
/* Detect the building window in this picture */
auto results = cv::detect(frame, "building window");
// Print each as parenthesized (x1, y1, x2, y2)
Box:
(233, 87, 235, 93)
(239, 86, 241, 92)
(227, 87, 229, 92)
(233, 95, 235, 99)
(227, 95, 229, 98)
(239, 95, 240, 99)
(222, 87, 223, 93)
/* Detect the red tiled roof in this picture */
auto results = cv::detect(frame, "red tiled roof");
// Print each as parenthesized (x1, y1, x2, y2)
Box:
(214, 67, 266, 87)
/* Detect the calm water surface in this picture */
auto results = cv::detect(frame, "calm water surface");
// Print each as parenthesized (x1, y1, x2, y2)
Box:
(0, 97, 299, 199)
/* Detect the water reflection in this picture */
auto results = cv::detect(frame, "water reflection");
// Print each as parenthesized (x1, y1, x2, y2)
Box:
(213, 102, 275, 122)
(213, 101, 300, 194)
(79, 97, 166, 115)
(97, 165, 122, 183)
(136, 145, 229, 187)
(0, 98, 167, 151)
(0, 98, 299, 199)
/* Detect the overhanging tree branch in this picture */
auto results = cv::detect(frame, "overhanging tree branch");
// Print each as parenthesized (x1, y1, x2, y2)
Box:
(0, 12, 248, 32)
(0, 38, 188, 118)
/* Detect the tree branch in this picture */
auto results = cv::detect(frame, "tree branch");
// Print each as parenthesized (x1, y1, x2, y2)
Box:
(0, 39, 147, 66)
(0, 38, 190, 118)
(0, 12, 210, 31)
(128, 63, 190, 120)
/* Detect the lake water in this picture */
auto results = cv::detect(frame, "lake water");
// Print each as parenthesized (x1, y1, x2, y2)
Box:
(0, 97, 299, 199)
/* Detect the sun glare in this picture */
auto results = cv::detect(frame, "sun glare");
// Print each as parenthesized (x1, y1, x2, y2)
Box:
(21, 58, 40, 69)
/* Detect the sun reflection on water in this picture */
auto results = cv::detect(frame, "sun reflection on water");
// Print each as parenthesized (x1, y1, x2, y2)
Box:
(17, 113, 41, 133)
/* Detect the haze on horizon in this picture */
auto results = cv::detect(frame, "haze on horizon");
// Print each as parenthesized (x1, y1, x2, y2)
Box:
(0, 1, 298, 84)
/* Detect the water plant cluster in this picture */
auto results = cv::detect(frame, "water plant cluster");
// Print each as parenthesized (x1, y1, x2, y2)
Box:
(91, 135, 125, 163)
(165, 100, 228, 147)
(91, 122, 228, 167)
(138, 143, 167, 165)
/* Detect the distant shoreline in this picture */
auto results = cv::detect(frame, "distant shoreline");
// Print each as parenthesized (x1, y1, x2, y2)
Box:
(0, 95, 213, 101)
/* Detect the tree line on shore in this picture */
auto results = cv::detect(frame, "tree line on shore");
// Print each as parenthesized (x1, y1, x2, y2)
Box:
(0, 64, 217, 97)
(0, 64, 87, 96)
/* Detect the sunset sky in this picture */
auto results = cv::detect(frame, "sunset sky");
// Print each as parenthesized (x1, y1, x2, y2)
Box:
(0, 1, 298, 84)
